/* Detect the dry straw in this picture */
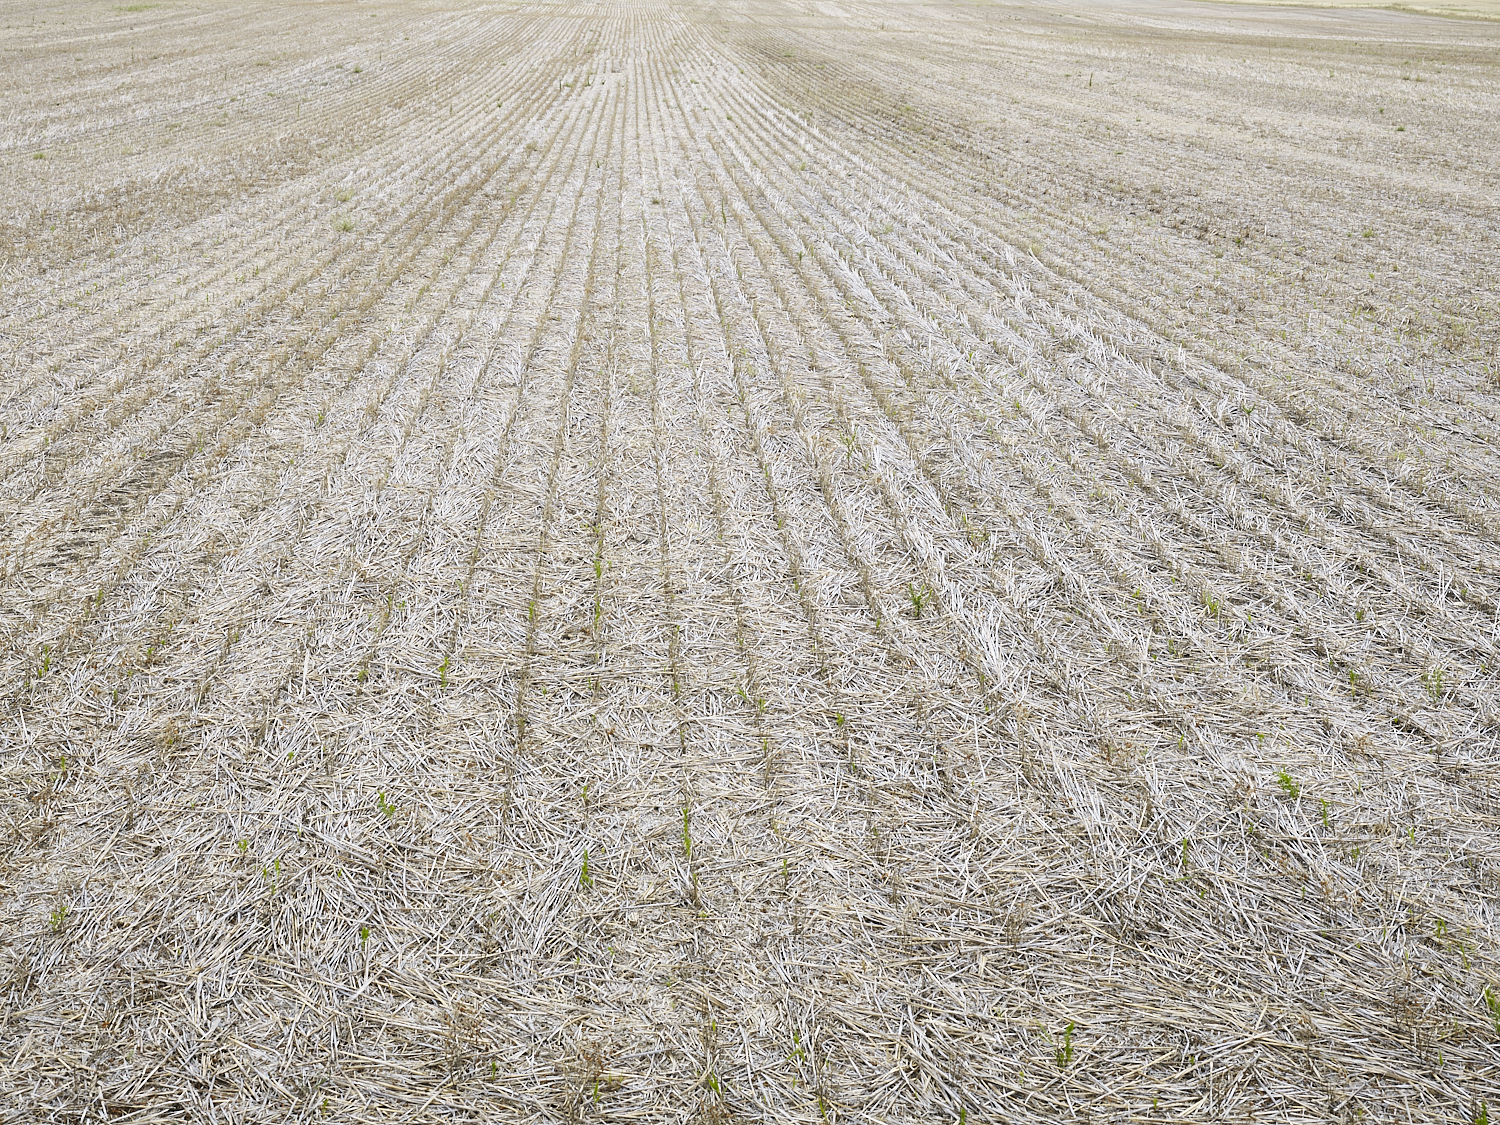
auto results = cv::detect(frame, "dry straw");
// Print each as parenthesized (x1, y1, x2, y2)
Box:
(2, 0, 1498, 1120)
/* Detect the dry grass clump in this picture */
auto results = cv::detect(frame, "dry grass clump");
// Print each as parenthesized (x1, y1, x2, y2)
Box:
(2, 0, 1498, 1120)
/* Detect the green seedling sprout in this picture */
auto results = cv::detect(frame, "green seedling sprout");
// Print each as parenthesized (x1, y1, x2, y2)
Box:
(580, 848, 594, 889)
(1055, 1021, 1074, 1068)
(1422, 666, 1445, 704)
(907, 582, 931, 617)
(1276, 769, 1300, 799)
(787, 1029, 806, 1064)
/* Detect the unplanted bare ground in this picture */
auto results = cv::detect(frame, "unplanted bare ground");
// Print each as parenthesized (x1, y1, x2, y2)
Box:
(2, 0, 1499, 1120)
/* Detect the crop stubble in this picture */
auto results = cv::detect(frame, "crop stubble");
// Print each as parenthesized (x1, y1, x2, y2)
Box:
(2, 0, 1498, 1119)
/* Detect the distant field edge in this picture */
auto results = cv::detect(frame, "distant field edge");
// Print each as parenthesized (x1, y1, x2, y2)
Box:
(1203, 0, 1500, 21)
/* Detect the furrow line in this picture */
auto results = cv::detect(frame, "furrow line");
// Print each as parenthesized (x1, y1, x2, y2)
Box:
(0, 16, 586, 501)
(700, 67, 1496, 741)
(231, 75, 623, 744)
(671, 72, 1090, 753)
(757, 53, 1500, 540)
(0, 58, 594, 633)
(14, 64, 618, 729)
(716, 46, 1500, 606)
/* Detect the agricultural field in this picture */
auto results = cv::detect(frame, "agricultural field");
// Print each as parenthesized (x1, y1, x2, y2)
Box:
(2, 0, 1499, 1118)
